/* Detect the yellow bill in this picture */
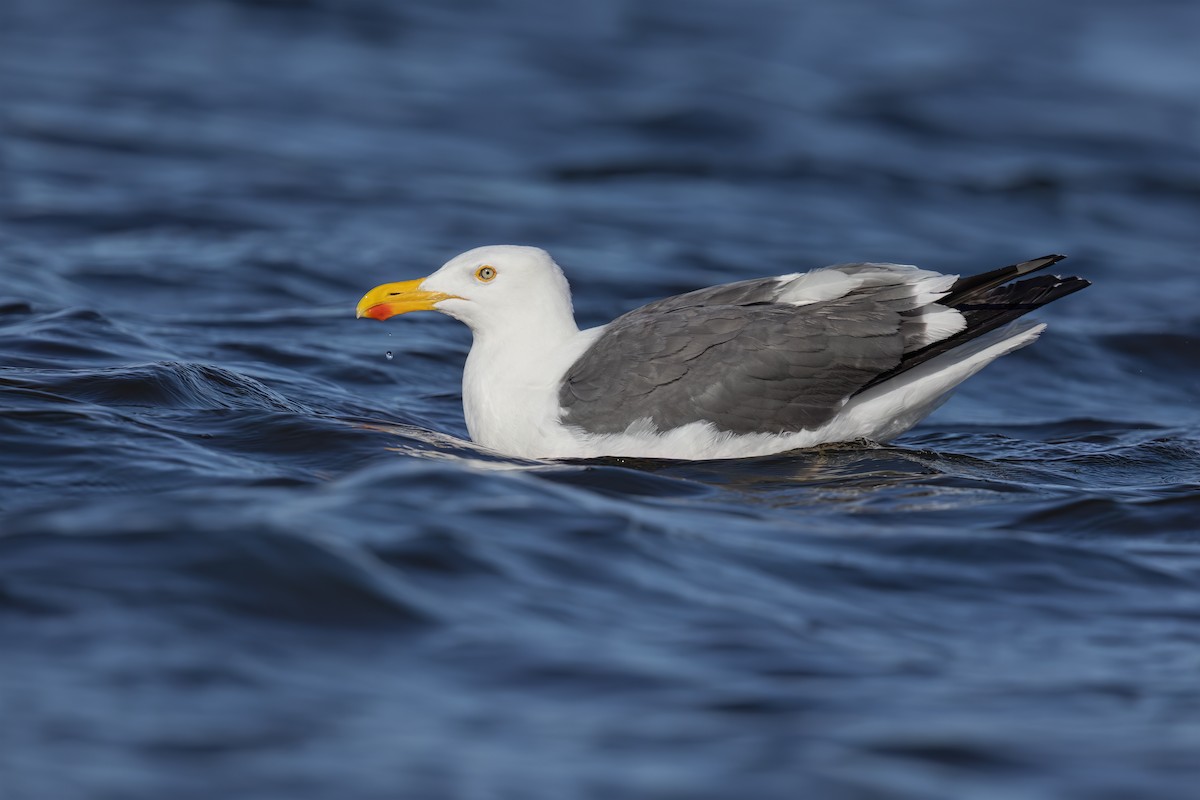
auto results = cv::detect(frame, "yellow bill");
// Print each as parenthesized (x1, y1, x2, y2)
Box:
(356, 279, 457, 321)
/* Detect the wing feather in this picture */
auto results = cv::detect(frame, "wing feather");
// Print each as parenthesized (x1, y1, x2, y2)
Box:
(558, 256, 1088, 439)
(559, 269, 927, 435)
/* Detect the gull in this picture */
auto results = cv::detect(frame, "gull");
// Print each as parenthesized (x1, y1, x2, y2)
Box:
(356, 245, 1087, 460)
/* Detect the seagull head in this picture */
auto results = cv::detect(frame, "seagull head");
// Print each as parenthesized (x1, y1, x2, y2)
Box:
(356, 245, 576, 335)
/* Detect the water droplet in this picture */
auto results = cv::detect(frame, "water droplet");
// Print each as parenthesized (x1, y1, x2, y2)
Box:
(385, 351, 393, 360)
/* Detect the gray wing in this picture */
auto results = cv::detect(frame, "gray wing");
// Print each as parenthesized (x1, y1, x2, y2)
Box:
(632, 265, 920, 314)
(558, 284, 911, 436)
(631, 276, 791, 312)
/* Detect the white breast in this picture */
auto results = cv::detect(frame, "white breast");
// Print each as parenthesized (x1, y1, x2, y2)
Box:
(461, 327, 604, 458)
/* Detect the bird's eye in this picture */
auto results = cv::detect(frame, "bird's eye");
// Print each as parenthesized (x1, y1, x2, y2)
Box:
(476, 266, 497, 282)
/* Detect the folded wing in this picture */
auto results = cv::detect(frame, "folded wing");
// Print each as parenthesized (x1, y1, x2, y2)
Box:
(559, 256, 1087, 436)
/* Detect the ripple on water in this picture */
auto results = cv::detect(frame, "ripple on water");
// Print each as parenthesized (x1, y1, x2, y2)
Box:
(4, 0, 1200, 797)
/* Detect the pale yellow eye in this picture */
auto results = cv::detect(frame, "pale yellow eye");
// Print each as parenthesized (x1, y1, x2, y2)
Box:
(475, 265, 497, 282)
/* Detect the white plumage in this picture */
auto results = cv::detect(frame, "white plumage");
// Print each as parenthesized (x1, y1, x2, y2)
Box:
(356, 245, 1082, 460)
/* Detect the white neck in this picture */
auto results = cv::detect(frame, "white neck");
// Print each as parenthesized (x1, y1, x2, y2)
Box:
(460, 308, 587, 457)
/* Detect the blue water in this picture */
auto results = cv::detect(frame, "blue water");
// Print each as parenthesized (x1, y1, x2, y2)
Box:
(3, 1, 1200, 798)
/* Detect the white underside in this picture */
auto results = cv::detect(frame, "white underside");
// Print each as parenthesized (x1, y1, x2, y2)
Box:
(468, 321, 1047, 461)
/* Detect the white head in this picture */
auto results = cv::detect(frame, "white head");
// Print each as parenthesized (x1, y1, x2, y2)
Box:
(356, 245, 577, 337)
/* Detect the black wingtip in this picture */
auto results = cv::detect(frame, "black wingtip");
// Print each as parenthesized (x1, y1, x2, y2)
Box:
(1049, 275, 1091, 297)
(855, 257, 1088, 396)
(1017, 254, 1067, 274)
(946, 253, 1072, 307)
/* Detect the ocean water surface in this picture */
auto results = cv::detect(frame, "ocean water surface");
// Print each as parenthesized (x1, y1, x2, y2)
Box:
(3, 1, 1200, 798)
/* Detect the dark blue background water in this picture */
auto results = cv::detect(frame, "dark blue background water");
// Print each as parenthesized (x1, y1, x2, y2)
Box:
(3, 1, 1200, 797)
